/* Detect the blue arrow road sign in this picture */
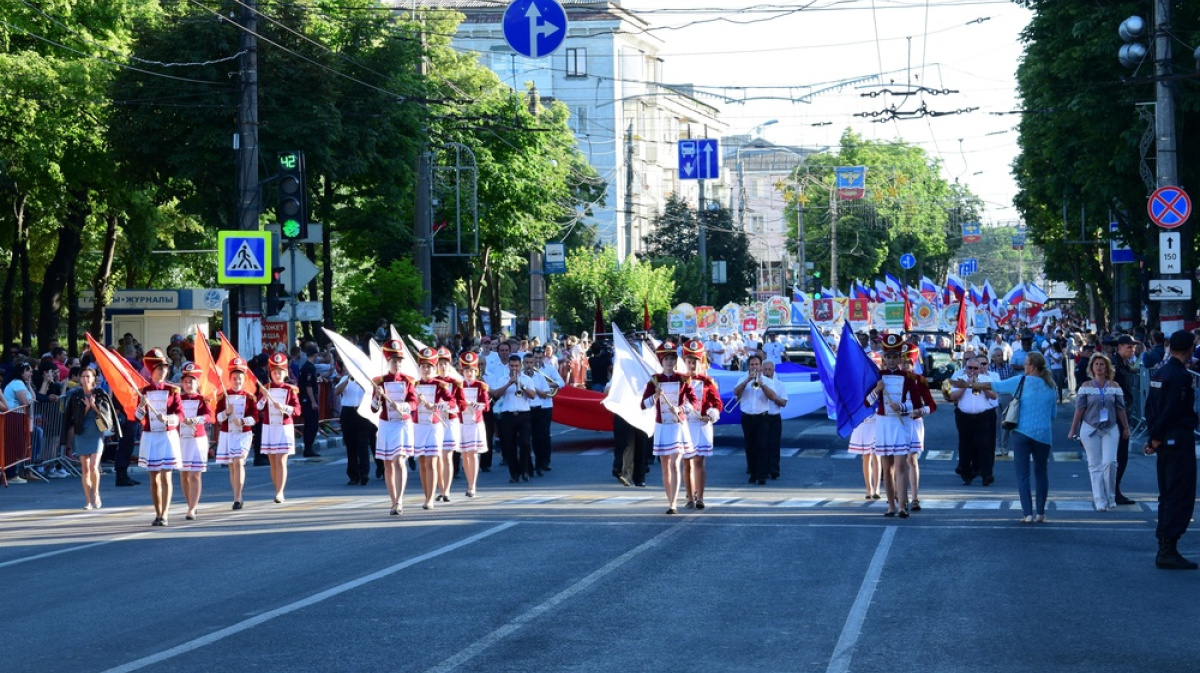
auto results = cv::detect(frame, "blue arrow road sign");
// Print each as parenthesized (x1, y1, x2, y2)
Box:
(502, 0, 568, 59)
(899, 253, 916, 270)
(678, 139, 719, 181)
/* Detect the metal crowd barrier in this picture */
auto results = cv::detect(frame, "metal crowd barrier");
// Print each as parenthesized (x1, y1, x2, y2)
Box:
(1, 406, 32, 486)
(30, 398, 80, 477)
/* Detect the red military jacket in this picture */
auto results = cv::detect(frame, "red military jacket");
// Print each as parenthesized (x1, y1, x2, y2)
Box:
(436, 376, 468, 421)
(178, 392, 212, 437)
(216, 389, 258, 433)
(459, 379, 490, 423)
(686, 374, 724, 420)
(640, 373, 700, 424)
(259, 382, 301, 425)
(372, 373, 419, 422)
(136, 381, 183, 432)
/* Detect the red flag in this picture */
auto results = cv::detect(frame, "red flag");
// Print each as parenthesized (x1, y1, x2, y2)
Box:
(903, 292, 914, 331)
(191, 327, 224, 404)
(85, 333, 147, 418)
(642, 298, 651, 332)
(216, 331, 243, 390)
(954, 299, 968, 345)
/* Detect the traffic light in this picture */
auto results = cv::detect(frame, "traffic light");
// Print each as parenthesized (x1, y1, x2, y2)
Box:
(276, 151, 307, 240)
(265, 267, 287, 317)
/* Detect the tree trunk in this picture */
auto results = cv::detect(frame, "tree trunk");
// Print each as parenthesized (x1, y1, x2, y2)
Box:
(20, 210, 33, 347)
(91, 213, 120, 339)
(37, 193, 88, 355)
(3, 193, 26, 350)
(67, 264, 78, 356)
(464, 247, 491, 341)
(487, 267, 502, 336)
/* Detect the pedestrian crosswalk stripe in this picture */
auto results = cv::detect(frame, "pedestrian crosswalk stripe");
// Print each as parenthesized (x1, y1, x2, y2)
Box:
(798, 449, 828, 458)
(1053, 501, 1094, 511)
(318, 498, 376, 510)
(961, 501, 1002, 509)
(594, 496, 651, 505)
(508, 496, 565, 505)
(1052, 451, 1083, 461)
(778, 498, 825, 507)
(831, 452, 857, 459)
(781, 448, 801, 457)
(579, 448, 608, 456)
(915, 499, 958, 509)
(925, 450, 954, 460)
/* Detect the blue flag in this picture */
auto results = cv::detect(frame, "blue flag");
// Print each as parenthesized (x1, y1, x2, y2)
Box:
(808, 319, 838, 420)
(832, 321, 881, 438)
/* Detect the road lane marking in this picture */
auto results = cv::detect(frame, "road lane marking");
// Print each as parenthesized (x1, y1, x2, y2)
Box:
(99, 522, 518, 673)
(423, 522, 686, 673)
(0, 531, 152, 570)
(826, 527, 897, 673)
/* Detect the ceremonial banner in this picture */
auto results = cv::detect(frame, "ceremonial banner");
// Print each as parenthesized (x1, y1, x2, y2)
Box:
(812, 298, 835, 323)
(883, 302, 906, 331)
(742, 304, 761, 334)
(847, 298, 870, 323)
(668, 303, 697, 335)
(914, 299, 938, 331)
(836, 166, 866, 200)
(961, 221, 982, 244)
(765, 296, 790, 327)
(742, 316, 759, 333)
(696, 305, 718, 334)
(718, 303, 740, 335)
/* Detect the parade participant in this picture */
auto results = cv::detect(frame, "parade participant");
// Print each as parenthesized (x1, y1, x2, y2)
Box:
(335, 357, 372, 486)
(413, 348, 451, 509)
(734, 354, 783, 485)
(762, 359, 789, 480)
(1110, 335, 1138, 505)
(1143, 331, 1198, 569)
(641, 341, 698, 514)
(457, 352, 489, 498)
(258, 353, 300, 504)
(866, 334, 925, 518)
(61, 367, 116, 510)
(763, 333, 785, 364)
(493, 354, 537, 482)
(848, 339, 882, 499)
(901, 343, 937, 511)
(1068, 353, 1128, 511)
(215, 358, 257, 511)
(532, 347, 564, 474)
(435, 346, 466, 502)
(372, 340, 419, 516)
(681, 339, 722, 510)
(177, 363, 211, 520)
(136, 348, 184, 526)
(950, 355, 998, 486)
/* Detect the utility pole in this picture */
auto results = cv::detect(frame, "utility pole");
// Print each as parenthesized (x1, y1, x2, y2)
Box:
(414, 25, 432, 320)
(235, 0, 260, 352)
(624, 123, 634, 261)
(1154, 0, 1185, 333)
(829, 188, 838, 294)
(527, 87, 547, 341)
(699, 179, 708, 304)
(797, 203, 807, 293)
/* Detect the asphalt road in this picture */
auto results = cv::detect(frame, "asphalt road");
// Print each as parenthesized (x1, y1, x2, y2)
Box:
(2, 401, 1199, 673)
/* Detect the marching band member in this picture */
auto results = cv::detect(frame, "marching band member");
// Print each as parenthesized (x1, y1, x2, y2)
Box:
(734, 353, 784, 485)
(641, 341, 698, 515)
(372, 340, 419, 516)
(866, 334, 926, 518)
(762, 360, 790, 480)
(259, 353, 300, 504)
(137, 348, 183, 526)
(681, 339, 722, 510)
(435, 347, 466, 502)
(457, 352, 489, 498)
(848, 338, 884, 499)
(414, 348, 452, 510)
(177, 363, 211, 520)
(532, 347, 564, 474)
(215, 358, 257, 511)
(902, 342, 937, 511)
(492, 354, 537, 483)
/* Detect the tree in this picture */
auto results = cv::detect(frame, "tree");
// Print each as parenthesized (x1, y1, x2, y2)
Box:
(783, 130, 969, 290)
(1012, 1, 1200, 326)
(643, 194, 755, 307)
(547, 247, 675, 335)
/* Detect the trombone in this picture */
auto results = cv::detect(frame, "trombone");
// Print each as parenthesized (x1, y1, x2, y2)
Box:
(534, 369, 560, 397)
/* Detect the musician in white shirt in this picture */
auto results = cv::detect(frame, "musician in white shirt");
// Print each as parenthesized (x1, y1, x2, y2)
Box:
(762, 360, 790, 479)
(734, 354, 785, 484)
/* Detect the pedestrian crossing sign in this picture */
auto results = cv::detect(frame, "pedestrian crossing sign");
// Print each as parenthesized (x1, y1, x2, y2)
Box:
(217, 231, 272, 285)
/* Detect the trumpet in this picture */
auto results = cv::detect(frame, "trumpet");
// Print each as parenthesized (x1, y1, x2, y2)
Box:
(535, 369, 560, 397)
(510, 375, 525, 398)
(751, 373, 762, 389)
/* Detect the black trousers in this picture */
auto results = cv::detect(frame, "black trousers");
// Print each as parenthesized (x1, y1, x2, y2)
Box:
(612, 414, 649, 485)
(499, 411, 532, 480)
(955, 409, 996, 481)
(301, 402, 319, 452)
(741, 413, 769, 480)
(766, 414, 783, 477)
(531, 406, 553, 470)
(341, 407, 372, 481)
(115, 419, 139, 477)
(1156, 432, 1197, 541)
(479, 410, 496, 470)
(1115, 433, 1130, 494)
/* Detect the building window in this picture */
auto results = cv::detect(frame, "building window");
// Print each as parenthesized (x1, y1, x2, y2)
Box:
(565, 48, 586, 77)
(750, 215, 765, 233)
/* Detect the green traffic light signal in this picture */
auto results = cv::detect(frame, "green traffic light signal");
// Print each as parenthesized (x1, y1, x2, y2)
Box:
(282, 219, 302, 238)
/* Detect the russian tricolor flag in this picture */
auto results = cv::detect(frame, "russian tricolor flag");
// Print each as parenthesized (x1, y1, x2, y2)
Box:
(1002, 283, 1025, 305)
(945, 274, 966, 299)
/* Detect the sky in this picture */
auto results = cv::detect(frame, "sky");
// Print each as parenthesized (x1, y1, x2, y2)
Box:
(621, 0, 1032, 226)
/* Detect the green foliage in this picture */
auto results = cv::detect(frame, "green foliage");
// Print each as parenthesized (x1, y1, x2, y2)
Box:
(959, 224, 1044, 292)
(547, 247, 675, 335)
(336, 258, 425, 337)
(784, 130, 971, 289)
(1012, 1, 1200, 322)
(642, 194, 755, 307)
